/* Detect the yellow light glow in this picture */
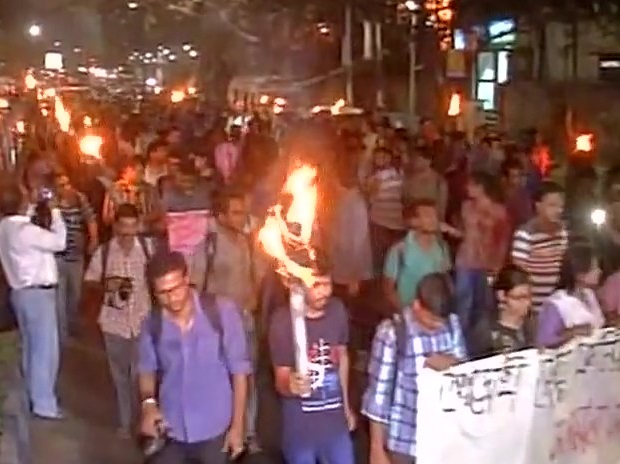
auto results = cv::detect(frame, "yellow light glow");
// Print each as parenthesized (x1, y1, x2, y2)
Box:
(54, 97, 71, 133)
(25, 73, 37, 90)
(15, 121, 25, 134)
(170, 90, 185, 103)
(43, 88, 56, 98)
(330, 99, 346, 115)
(79, 135, 103, 159)
(575, 134, 594, 153)
(259, 95, 269, 104)
(41, 108, 49, 117)
(273, 105, 284, 114)
(447, 93, 461, 116)
(187, 86, 197, 95)
(274, 97, 286, 106)
(0, 99, 9, 110)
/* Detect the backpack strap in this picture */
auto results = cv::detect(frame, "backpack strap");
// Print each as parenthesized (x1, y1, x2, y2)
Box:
(199, 292, 225, 362)
(100, 241, 111, 283)
(202, 231, 218, 294)
(389, 313, 408, 404)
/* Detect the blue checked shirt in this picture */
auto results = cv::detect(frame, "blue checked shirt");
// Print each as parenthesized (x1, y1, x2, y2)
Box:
(361, 311, 466, 457)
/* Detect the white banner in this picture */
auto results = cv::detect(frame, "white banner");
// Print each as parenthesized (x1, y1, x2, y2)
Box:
(416, 328, 620, 464)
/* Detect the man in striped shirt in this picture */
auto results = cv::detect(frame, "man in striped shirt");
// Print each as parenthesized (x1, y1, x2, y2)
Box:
(511, 182, 568, 310)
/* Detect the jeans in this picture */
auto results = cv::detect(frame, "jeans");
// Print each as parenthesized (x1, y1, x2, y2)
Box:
(455, 268, 491, 332)
(55, 258, 84, 342)
(10, 287, 60, 417)
(283, 431, 354, 464)
(103, 333, 138, 430)
(149, 433, 226, 464)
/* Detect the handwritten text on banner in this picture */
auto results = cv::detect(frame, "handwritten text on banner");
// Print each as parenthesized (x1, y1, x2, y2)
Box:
(416, 328, 620, 464)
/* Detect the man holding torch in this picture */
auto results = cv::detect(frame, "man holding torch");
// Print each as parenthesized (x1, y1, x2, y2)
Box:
(260, 163, 356, 464)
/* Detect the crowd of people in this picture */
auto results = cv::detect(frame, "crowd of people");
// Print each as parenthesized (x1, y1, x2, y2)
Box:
(0, 106, 620, 464)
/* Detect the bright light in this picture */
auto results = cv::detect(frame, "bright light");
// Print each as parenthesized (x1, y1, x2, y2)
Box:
(28, 24, 42, 37)
(404, 0, 419, 11)
(188, 50, 198, 58)
(0, 99, 10, 110)
(273, 105, 284, 115)
(168, 54, 177, 61)
(41, 108, 49, 116)
(54, 97, 71, 133)
(182, 43, 192, 52)
(187, 86, 197, 95)
(330, 98, 346, 115)
(145, 77, 157, 87)
(170, 90, 185, 103)
(575, 133, 594, 152)
(77, 66, 88, 73)
(318, 24, 330, 35)
(259, 95, 269, 104)
(311, 105, 323, 114)
(274, 97, 287, 106)
(591, 208, 607, 227)
(127, 1, 138, 9)
(162, 48, 170, 56)
(154, 86, 162, 95)
(15, 121, 26, 134)
(447, 92, 461, 116)
(53, 40, 61, 47)
(145, 52, 153, 58)
(73, 47, 81, 53)
(79, 135, 103, 159)
(43, 88, 56, 98)
(24, 73, 37, 90)
(83, 115, 92, 127)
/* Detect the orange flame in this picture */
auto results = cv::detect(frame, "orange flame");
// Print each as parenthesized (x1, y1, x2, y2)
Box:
(575, 133, 593, 152)
(258, 165, 318, 286)
(79, 135, 103, 159)
(447, 93, 461, 116)
(54, 97, 71, 132)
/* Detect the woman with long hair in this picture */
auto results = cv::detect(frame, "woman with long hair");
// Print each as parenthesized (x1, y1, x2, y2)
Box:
(467, 264, 532, 359)
(536, 245, 604, 348)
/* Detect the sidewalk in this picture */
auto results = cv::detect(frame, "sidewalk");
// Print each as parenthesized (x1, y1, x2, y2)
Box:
(30, 338, 141, 464)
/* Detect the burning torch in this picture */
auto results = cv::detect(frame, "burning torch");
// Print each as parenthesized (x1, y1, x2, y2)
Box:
(79, 134, 103, 161)
(258, 165, 319, 388)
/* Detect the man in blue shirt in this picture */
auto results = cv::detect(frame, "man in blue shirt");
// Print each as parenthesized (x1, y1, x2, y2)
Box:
(138, 250, 251, 464)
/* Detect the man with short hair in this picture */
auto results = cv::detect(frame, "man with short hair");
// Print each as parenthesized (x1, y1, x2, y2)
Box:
(383, 199, 451, 311)
(0, 180, 66, 419)
(512, 181, 568, 311)
(144, 139, 169, 187)
(84, 203, 154, 438)
(138, 250, 250, 464)
(363, 273, 466, 464)
(269, 260, 356, 464)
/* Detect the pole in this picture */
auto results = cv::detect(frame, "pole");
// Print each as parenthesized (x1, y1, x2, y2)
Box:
(408, 38, 417, 121)
(343, 3, 354, 104)
(375, 22, 384, 108)
(290, 281, 310, 396)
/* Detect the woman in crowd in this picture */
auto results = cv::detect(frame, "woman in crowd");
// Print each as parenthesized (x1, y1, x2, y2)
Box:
(536, 245, 605, 348)
(467, 265, 532, 359)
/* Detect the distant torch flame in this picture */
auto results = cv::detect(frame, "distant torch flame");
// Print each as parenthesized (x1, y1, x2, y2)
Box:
(25, 73, 37, 90)
(83, 115, 92, 128)
(258, 165, 318, 286)
(447, 93, 461, 116)
(79, 135, 103, 159)
(575, 133, 594, 152)
(170, 90, 185, 103)
(331, 99, 346, 115)
(15, 121, 25, 134)
(54, 97, 71, 132)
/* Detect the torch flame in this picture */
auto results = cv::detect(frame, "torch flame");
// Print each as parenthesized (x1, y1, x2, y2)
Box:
(25, 73, 37, 90)
(575, 133, 593, 152)
(258, 165, 318, 286)
(83, 115, 92, 128)
(447, 93, 461, 116)
(79, 135, 103, 159)
(54, 97, 71, 133)
(170, 90, 185, 103)
(331, 99, 346, 115)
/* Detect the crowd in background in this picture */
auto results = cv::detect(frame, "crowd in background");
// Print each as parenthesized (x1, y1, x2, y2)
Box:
(1, 105, 620, 464)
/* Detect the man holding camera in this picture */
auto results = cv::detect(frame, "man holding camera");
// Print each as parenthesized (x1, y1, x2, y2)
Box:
(84, 203, 153, 438)
(0, 180, 66, 420)
(138, 250, 250, 464)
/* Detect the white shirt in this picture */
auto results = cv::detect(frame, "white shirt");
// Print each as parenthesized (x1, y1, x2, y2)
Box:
(0, 210, 67, 289)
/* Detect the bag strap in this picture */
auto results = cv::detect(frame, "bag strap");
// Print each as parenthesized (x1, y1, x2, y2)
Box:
(200, 292, 224, 362)
(389, 313, 408, 404)
(202, 231, 218, 293)
(100, 242, 111, 283)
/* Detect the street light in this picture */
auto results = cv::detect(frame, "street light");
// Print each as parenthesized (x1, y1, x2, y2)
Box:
(127, 2, 138, 10)
(182, 44, 192, 52)
(188, 50, 198, 59)
(28, 24, 42, 37)
(404, 0, 419, 11)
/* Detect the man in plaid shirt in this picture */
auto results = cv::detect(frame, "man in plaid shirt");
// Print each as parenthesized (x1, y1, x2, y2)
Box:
(362, 273, 467, 464)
